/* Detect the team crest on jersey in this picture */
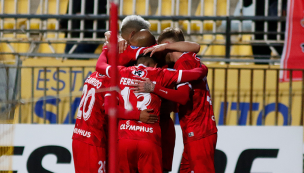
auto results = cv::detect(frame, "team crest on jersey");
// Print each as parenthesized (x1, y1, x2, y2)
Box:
(132, 69, 147, 78)
(301, 43, 304, 53)
(130, 46, 139, 49)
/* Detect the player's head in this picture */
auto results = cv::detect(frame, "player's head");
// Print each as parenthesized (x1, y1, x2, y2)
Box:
(121, 15, 151, 43)
(129, 29, 156, 47)
(157, 27, 185, 44)
(136, 53, 157, 68)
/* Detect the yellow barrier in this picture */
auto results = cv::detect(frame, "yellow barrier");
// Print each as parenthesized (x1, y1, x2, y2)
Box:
(16, 59, 96, 124)
(16, 59, 303, 126)
(207, 64, 302, 126)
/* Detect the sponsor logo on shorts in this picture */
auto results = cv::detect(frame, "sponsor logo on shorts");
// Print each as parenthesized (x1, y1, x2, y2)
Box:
(73, 128, 91, 138)
(301, 43, 304, 53)
(188, 132, 194, 137)
(120, 120, 153, 133)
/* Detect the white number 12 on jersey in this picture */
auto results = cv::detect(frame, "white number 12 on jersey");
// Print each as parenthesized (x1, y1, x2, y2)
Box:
(121, 87, 151, 111)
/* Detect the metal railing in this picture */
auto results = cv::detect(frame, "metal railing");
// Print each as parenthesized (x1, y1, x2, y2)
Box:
(0, 61, 303, 126)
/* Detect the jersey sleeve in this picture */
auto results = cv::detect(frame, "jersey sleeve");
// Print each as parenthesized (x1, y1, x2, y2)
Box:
(118, 46, 147, 66)
(153, 83, 191, 105)
(159, 67, 207, 88)
(96, 49, 124, 78)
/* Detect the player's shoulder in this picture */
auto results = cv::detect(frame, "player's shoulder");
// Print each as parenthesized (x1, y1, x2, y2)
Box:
(179, 52, 200, 61)
(175, 52, 201, 69)
(161, 68, 178, 72)
(85, 71, 109, 88)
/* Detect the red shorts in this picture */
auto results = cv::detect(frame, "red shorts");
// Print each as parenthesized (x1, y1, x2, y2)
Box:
(118, 139, 162, 173)
(180, 133, 217, 173)
(160, 118, 176, 171)
(72, 139, 107, 173)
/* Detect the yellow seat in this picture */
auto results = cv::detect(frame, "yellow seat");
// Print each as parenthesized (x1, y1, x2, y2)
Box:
(181, 0, 227, 32)
(34, 0, 68, 30)
(199, 35, 225, 58)
(0, 34, 30, 61)
(230, 35, 253, 59)
(94, 44, 104, 54)
(123, 0, 133, 15)
(3, 20, 15, 29)
(149, 0, 173, 32)
(30, 19, 41, 30)
(38, 33, 66, 54)
(135, 0, 150, 15)
(149, 20, 158, 32)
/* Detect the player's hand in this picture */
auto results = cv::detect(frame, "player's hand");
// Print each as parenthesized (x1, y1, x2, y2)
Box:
(130, 78, 155, 93)
(143, 43, 168, 57)
(118, 37, 128, 54)
(104, 31, 111, 42)
(139, 109, 158, 124)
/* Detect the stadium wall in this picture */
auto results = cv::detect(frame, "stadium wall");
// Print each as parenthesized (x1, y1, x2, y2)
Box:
(0, 125, 302, 173)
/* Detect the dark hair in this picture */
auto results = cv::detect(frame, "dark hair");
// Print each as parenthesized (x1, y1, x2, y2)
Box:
(157, 27, 185, 43)
(136, 52, 157, 64)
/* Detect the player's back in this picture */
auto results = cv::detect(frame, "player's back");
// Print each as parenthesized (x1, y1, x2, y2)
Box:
(118, 64, 178, 146)
(174, 52, 218, 144)
(73, 72, 110, 148)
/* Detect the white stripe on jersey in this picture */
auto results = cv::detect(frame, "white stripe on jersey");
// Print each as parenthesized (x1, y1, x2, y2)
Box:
(136, 47, 145, 59)
(106, 66, 111, 78)
(177, 70, 183, 83)
(177, 82, 192, 89)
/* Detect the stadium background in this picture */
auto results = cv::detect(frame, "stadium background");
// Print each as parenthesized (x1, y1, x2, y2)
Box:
(0, 0, 303, 172)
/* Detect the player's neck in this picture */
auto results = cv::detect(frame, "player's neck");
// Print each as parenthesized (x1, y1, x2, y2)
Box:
(170, 52, 184, 62)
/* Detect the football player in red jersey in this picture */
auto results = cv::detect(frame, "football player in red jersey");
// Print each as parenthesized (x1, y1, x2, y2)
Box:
(72, 72, 159, 173)
(134, 27, 218, 173)
(97, 29, 200, 173)
(96, 51, 207, 173)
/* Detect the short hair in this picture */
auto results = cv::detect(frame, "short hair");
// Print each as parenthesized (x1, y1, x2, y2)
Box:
(157, 27, 185, 43)
(121, 15, 150, 33)
(136, 52, 157, 65)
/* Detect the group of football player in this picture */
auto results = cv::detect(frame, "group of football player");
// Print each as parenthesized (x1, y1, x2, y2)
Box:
(72, 15, 218, 173)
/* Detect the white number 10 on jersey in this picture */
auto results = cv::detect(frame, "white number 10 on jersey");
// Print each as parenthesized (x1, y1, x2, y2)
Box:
(77, 84, 96, 121)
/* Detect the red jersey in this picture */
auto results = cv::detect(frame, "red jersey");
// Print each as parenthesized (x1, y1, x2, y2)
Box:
(174, 52, 218, 144)
(106, 64, 183, 146)
(100, 45, 156, 66)
(72, 72, 110, 148)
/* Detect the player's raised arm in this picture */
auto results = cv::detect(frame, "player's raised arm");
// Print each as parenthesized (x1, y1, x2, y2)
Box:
(143, 41, 200, 57)
(131, 78, 191, 105)
(179, 65, 208, 82)
(96, 46, 110, 75)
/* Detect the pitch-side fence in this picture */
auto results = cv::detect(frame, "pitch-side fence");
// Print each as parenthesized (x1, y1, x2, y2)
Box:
(0, 61, 303, 126)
